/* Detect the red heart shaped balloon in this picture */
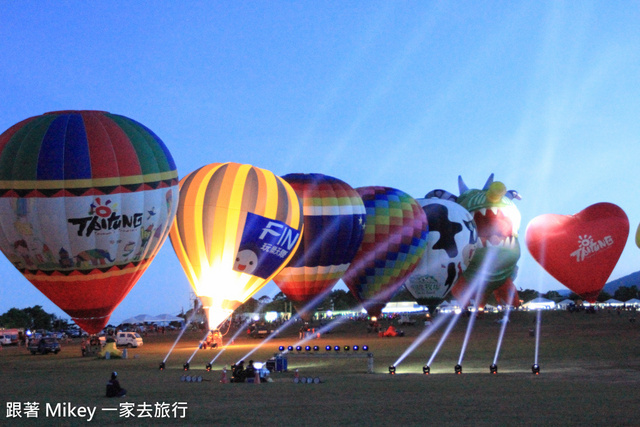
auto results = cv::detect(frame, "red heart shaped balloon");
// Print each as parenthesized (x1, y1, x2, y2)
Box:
(525, 203, 629, 302)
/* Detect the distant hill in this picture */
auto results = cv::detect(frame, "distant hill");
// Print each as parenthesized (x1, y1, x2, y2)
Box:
(551, 271, 640, 297)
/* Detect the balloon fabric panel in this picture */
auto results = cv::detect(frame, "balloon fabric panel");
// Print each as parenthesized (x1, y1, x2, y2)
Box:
(273, 174, 366, 311)
(0, 111, 179, 333)
(342, 186, 428, 317)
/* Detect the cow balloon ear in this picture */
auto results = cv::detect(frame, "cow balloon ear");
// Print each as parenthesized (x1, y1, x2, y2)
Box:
(425, 189, 458, 202)
(506, 190, 521, 200)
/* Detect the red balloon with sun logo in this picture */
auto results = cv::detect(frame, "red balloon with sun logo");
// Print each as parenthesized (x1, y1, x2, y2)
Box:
(525, 203, 629, 302)
(0, 111, 179, 333)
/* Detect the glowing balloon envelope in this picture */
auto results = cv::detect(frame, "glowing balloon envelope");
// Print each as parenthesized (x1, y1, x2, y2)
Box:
(525, 202, 629, 303)
(169, 163, 304, 329)
(0, 111, 179, 333)
(273, 173, 366, 321)
(404, 198, 477, 313)
(342, 186, 428, 318)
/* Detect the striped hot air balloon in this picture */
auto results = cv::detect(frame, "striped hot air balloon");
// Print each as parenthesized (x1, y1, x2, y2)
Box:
(273, 173, 366, 321)
(342, 186, 428, 318)
(169, 162, 304, 330)
(0, 110, 178, 333)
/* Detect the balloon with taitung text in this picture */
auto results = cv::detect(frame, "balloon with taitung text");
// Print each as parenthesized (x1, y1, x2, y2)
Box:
(0, 111, 179, 333)
(273, 173, 366, 321)
(169, 163, 304, 330)
(342, 186, 428, 318)
(525, 202, 628, 303)
(428, 174, 522, 308)
(404, 197, 477, 314)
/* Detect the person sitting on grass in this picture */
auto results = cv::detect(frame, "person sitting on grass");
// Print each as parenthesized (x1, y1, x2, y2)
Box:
(106, 371, 127, 398)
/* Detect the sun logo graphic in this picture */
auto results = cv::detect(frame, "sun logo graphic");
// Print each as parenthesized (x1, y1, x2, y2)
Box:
(570, 234, 614, 262)
(89, 198, 118, 218)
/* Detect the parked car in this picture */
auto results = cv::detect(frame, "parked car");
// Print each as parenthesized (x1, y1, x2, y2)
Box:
(116, 332, 143, 348)
(28, 337, 61, 355)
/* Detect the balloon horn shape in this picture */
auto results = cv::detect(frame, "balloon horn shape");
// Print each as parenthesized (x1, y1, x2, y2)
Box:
(525, 202, 629, 303)
(0, 111, 179, 333)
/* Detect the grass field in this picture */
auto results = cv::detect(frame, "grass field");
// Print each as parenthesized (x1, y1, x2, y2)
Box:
(2, 309, 640, 426)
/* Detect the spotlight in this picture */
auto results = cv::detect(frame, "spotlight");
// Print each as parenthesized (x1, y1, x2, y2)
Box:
(490, 364, 498, 374)
(325, 345, 331, 351)
(454, 364, 462, 374)
(423, 365, 430, 375)
(183, 363, 190, 371)
(334, 346, 340, 352)
(313, 346, 319, 351)
(296, 346, 302, 352)
(389, 366, 396, 375)
(353, 345, 359, 351)
(206, 363, 212, 372)
(344, 346, 350, 351)
(278, 346, 285, 352)
(159, 362, 165, 371)
(287, 346, 294, 352)
(305, 346, 311, 351)
(532, 364, 540, 375)
(362, 345, 369, 351)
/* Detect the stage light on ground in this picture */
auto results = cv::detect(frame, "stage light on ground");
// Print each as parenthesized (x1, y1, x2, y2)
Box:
(159, 362, 165, 371)
(279, 346, 285, 352)
(206, 363, 212, 371)
(389, 366, 396, 375)
(363, 345, 369, 351)
(454, 364, 462, 374)
(313, 346, 319, 351)
(353, 345, 359, 351)
(325, 345, 331, 351)
(287, 346, 294, 351)
(296, 345, 302, 352)
(344, 346, 350, 351)
(423, 365, 430, 375)
(490, 364, 498, 374)
(305, 346, 311, 351)
(532, 364, 540, 375)
(334, 346, 340, 352)
(183, 363, 190, 371)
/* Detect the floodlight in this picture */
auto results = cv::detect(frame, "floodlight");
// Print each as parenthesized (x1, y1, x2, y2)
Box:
(532, 364, 540, 375)
(389, 366, 396, 375)
(423, 365, 430, 375)
(183, 363, 190, 371)
(206, 363, 212, 371)
(454, 364, 462, 374)
(490, 364, 498, 374)
(159, 362, 165, 371)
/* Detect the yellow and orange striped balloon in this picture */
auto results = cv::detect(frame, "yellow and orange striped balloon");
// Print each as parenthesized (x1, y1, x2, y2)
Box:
(169, 162, 303, 329)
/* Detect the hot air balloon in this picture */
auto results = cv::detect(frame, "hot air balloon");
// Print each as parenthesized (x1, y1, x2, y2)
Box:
(169, 163, 303, 330)
(273, 173, 366, 321)
(525, 202, 629, 303)
(428, 174, 522, 308)
(342, 186, 428, 318)
(404, 197, 477, 314)
(0, 110, 178, 333)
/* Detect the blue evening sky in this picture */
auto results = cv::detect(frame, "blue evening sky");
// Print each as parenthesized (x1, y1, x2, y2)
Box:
(1, 1, 639, 324)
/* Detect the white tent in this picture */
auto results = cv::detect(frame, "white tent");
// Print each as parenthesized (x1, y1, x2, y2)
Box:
(522, 297, 555, 310)
(556, 299, 575, 309)
(601, 299, 624, 307)
(625, 298, 640, 307)
(119, 314, 157, 325)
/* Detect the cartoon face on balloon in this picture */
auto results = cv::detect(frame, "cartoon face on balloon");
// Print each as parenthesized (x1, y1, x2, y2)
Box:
(404, 198, 477, 306)
(233, 248, 259, 275)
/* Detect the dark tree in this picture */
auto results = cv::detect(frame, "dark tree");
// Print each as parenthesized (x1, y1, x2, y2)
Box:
(614, 286, 638, 302)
